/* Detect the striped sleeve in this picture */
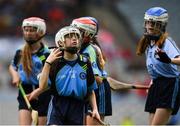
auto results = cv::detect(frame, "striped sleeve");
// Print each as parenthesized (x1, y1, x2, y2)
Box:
(164, 38, 180, 58)
(83, 45, 101, 76)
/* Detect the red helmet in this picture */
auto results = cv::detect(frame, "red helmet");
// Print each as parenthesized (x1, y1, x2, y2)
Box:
(71, 17, 96, 39)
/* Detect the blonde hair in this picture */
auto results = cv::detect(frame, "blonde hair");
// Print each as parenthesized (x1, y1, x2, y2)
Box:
(21, 43, 33, 77)
(136, 32, 168, 56)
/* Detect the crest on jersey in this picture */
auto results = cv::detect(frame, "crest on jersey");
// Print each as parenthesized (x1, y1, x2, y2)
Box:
(79, 72, 86, 80)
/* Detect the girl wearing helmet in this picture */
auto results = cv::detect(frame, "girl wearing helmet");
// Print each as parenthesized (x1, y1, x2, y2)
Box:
(9, 17, 51, 125)
(27, 26, 100, 125)
(136, 7, 180, 125)
(71, 17, 113, 125)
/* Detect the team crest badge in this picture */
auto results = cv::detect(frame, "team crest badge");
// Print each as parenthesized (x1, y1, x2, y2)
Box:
(79, 72, 86, 80)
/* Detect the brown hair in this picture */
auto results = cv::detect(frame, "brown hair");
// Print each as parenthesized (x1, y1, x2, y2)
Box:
(92, 37, 107, 62)
(136, 32, 168, 56)
(21, 43, 32, 77)
(91, 37, 107, 70)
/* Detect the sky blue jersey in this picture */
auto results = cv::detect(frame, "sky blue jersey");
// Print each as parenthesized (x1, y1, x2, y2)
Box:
(146, 37, 180, 79)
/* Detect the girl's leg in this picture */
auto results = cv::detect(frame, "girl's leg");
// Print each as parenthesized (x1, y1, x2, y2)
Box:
(151, 108, 172, 125)
(149, 113, 155, 125)
(38, 116, 47, 125)
(19, 109, 32, 125)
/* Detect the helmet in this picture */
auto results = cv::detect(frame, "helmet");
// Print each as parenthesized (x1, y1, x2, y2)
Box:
(55, 26, 81, 47)
(22, 17, 46, 35)
(144, 7, 168, 22)
(71, 17, 96, 38)
(144, 7, 168, 36)
(83, 16, 99, 35)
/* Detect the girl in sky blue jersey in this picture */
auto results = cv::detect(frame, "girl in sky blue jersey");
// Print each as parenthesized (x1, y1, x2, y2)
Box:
(136, 7, 180, 125)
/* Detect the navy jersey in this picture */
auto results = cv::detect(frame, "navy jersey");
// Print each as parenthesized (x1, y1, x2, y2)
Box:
(49, 55, 97, 100)
(146, 37, 180, 79)
(11, 43, 50, 85)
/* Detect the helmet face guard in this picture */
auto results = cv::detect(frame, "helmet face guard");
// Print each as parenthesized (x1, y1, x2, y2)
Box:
(143, 7, 168, 39)
(144, 20, 166, 36)
(22, 17, 46, 35)
(55, 26, 81, 47)
(22, 17, 46, 44)
(55, 26, 82, 54)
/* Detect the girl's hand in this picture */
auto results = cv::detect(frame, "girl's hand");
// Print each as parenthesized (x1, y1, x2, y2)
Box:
(12, 73, 20, 87)
(91, 109, 101, 122)
(46, 48, 62, 64)
(155, 48, 171, 63)
(27, 88, 41, 101)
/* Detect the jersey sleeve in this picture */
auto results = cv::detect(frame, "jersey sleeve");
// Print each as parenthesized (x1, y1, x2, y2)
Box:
(11, 49, 21, 71)
(83, 45, 101, 76)
(163, 38, 180, 58)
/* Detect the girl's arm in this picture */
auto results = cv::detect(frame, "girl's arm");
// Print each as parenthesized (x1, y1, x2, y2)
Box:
(88, 91, 100, 121)
(9, 65, 20, 87)
(171, 56, 180, 65)
(156, 48, 180, 65)
(28, 49, 62, 101)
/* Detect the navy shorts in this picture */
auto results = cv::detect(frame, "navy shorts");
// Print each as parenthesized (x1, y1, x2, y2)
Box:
(47, 96, 85, 125)
(145, 77, 180, 115)
(17, 84, 51, 116)
(87, 79, 112, 116)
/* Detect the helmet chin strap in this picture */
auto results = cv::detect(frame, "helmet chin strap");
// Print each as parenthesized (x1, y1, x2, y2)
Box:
(25, 34, 45, 45)
(65, 47, 80, 54)
(144, 28, 162, 41)
(144, 33, 161, 41)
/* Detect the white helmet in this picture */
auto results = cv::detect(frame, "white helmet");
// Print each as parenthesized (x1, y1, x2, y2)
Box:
(71, 17, 96, 38)
(22, 17, 46, 35)
(55, 26, 81, 47)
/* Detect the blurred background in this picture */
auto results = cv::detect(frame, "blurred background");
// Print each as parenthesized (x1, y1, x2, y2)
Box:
(0, 0, 180, 125)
